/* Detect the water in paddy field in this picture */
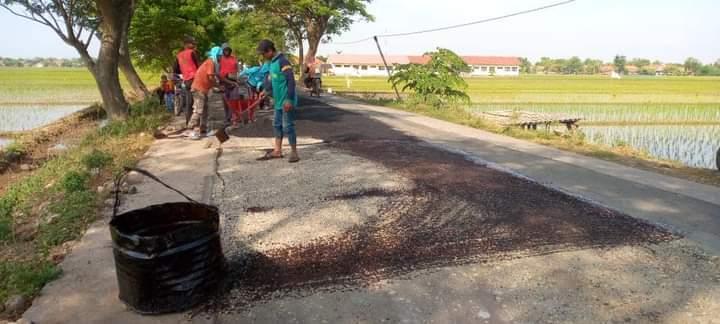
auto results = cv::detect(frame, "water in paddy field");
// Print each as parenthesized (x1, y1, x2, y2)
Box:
(0, 137, 11, 149)
(0, 105, 86, 132)
(581, 125, 720, 169)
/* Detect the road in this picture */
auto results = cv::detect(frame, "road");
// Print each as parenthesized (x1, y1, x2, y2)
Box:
(21, 94, 720, 324)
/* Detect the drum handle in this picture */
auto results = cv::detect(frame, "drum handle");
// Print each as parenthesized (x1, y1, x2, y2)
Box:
(113, 166, 201, 218)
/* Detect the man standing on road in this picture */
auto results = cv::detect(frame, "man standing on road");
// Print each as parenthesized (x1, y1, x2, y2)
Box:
(185, 46, 220, 140)
(256, 39, 299, 163)
(173, 36, 201, 126)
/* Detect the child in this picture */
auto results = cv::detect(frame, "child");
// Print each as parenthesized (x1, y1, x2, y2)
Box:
(256, 39, 299, 163)
(241, 61, 270, 110)
(160, 75, 174, 112)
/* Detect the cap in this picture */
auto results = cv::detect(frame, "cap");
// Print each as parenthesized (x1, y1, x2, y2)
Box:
(184, 36, 197, 45)
(256, 39, 275, 54)
(208, 46, 222, 59)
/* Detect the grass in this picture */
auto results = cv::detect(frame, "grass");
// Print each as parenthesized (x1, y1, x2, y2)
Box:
(0, 98, 169, 311)
(0, 67, 157, 105)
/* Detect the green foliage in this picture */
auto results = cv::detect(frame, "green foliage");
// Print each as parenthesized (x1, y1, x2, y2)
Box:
(60, 171, 90, 193)
(129, 0, 229, 71)
(82, 149, 113, 170)
(240, 0, 373, 62)
(225, 10, 289, 65)
(39, 190, 96, 250)
(614, 55, 627, 74)
(684, 57, 702, 75)
(100, 98, 169, 137)
(0, 261, 60, 305)
(629, 58, 651, 68)
(564, 56, 583, 74)
(519, 57, 533, 74)
(390, 48, 471, 107)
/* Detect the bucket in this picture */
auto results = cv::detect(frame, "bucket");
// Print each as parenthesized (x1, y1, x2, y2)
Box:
(109, 167, 225, 314)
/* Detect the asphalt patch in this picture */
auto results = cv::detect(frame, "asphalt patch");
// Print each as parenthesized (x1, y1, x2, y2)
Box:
(201, 138, 677, 315)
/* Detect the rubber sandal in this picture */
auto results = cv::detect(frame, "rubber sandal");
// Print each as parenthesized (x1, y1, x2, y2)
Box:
(288, 155, 300, 163)
(257, 151, 283, 161)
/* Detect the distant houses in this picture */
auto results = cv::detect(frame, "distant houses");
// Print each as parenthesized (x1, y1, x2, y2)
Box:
(327, 54, 521, 77)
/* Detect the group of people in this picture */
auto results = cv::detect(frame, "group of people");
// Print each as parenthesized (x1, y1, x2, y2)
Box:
(159, 36, 300, 163)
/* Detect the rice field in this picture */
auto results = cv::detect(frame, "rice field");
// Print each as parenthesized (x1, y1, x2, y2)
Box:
(469, 103, 720, 124)
(0, 105, 87, 132)
(0, 67, 156, 105)
(582, 125, 720, 169)
(324, 75, 720, 104)
(325, 75, 720, 169)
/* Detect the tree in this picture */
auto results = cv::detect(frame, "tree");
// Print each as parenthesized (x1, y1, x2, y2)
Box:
(613, 55, 627, 74)
(684, 57, 702, 75)
(519, 57, 533, 74)
(537, 57, 553, 74)
(583, 58, 602, 74)
(240, 0, 373, 69)
(128, 0, 227, 71)
(225, 9, 289, 65)
(664, 64, 684, 76)
(1, 0, 135, 120)
(715, 59, 720, 68)
(629, 58, 651, 68)
(389, 48, 471, 107)
(564, 56, 583, 74)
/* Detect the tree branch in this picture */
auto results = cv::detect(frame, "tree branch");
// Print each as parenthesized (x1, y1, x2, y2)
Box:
(0, 4, 50, 27)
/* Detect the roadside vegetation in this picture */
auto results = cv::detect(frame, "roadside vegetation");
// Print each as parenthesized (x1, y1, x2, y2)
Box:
(330, 52, 720, 185)
(0, 100, 169, 312)
(354, 97, 720, 186)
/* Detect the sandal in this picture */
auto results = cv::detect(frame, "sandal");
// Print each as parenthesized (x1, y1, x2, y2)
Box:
(288, 153, 300, 163)
(257, 151, 283, 161)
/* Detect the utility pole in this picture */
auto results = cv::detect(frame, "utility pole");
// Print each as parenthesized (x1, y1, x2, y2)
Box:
(373, 36, 402, 102)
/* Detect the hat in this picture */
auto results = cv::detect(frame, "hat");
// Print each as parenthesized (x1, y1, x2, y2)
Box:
(256, 39, 275, 54)
(208, 46, 222, 59)
(183, 36, 197, 45)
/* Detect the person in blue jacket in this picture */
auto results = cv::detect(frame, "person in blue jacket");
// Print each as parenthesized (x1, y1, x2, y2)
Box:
(256, 39, 299, 163)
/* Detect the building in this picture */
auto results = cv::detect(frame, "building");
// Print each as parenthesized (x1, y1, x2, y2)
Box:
(327, 54, 521, 77)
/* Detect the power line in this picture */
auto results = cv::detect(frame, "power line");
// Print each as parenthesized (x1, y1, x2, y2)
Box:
(332, 0, 576, 45)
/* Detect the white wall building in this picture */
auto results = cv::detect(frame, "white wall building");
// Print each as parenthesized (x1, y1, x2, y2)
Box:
(327, 55, 521, 77)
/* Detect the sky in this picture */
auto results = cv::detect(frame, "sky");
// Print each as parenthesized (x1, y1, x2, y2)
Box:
(0, 0, 718, 63)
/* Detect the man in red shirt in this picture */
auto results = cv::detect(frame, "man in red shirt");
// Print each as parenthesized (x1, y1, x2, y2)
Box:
(173, 36, 201, 125)
(218, 44, 241, 126)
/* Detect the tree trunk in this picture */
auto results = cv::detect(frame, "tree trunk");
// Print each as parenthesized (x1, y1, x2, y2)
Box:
(304, 18, 327, 66)
(294, 29, 305, 80)
(295, 33, 305, 71)
(118, 0, 148, 100)
(305, 31, 321, 65)
(94, 0, 133, 120)
(119, 37, 149, 99)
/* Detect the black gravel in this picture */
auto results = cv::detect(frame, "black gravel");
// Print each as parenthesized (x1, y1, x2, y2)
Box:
(201, 137, 678, 315)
